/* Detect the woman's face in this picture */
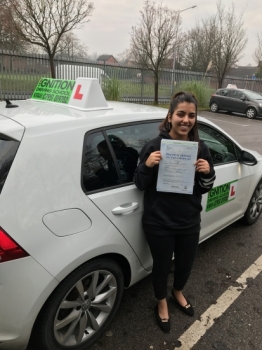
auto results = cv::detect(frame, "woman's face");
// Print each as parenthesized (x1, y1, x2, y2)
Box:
(168, 102, 196, 140)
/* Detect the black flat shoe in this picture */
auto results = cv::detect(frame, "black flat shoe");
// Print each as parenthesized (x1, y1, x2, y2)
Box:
(154, 304, 170, 333)
(171, 289, 194, 317)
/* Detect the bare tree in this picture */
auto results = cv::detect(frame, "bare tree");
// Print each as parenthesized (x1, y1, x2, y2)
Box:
(182, 18, 216, 72)
(211, 1, 247, 88)
(253, 33, 262, 77)
(57, 32, 88, 59)
(6, 0, 94, 77)
(130, 1, 181, 104)
(0, 1, 25, 51)
(117, 48, 133, 65)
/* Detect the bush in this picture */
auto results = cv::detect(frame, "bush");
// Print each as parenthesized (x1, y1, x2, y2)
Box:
(103, 78, 121, 101)
(175, 80, 213, 109)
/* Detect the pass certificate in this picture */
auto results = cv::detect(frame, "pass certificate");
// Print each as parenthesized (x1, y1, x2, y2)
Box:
(156, 139, 198, 194)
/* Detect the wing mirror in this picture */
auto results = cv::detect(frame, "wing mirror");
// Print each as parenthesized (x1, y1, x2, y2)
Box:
(240, 150, 257, 166)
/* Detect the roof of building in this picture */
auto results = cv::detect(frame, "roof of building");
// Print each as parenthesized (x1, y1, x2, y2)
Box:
(97, 54, 117, 62)
(227, 66, 257, 78)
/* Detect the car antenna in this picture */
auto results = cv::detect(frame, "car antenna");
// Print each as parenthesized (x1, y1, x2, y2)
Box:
(5, 99, 18, 108)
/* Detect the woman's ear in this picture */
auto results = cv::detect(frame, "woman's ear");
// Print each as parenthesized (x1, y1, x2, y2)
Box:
(167, 113, 171, 122)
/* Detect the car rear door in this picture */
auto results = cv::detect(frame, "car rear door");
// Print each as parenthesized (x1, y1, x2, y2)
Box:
(82, 121, 161, 271)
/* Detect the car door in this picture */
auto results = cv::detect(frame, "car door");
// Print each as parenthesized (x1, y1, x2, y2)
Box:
(229, 90, 247, 113)
(198, 122, 251, 242)
(82, 121, 160, 271)
(216, 88, 231, 110)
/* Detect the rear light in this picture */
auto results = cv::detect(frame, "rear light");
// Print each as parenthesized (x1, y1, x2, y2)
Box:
(0, 227, 29, 263)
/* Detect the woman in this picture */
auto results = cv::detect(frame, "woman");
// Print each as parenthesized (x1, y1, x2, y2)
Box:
(134, 92, 216, 333)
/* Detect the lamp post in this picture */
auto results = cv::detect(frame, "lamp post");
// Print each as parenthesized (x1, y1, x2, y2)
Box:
(171, 5, 197, 94)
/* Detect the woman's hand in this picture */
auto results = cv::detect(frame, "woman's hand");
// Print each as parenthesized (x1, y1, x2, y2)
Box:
(145, 151, 162, 168)
(195, 158, 210, 174)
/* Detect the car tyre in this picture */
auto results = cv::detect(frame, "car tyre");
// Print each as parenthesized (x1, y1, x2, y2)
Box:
(246, 107, 257, 119)
(242, 180, 262, 225)
(210, 102, 219, 113)
(31, 259, 124, 350)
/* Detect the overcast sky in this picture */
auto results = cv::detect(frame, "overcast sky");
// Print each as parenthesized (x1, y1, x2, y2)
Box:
(76, 0, 261, 66)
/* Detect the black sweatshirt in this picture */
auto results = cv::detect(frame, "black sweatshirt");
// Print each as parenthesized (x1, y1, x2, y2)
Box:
(134, 131, 216, 234)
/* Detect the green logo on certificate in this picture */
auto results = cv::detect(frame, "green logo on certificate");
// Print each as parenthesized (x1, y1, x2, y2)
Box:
(31, 78, 75, 104)
(206, 180, 238, 211)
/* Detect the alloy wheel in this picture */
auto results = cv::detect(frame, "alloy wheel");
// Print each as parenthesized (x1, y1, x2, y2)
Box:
(246, 108, 256, 119)
(248, 182, 262, 221)
(53, 269, 117, 346)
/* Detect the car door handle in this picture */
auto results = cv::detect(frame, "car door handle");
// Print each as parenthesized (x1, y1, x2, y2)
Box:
(112, 202, 139, 215)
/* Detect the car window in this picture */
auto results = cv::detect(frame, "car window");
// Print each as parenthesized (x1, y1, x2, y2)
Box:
(244, 90, 262, 100)
(198, 123, 237, 165)
(217, 89, 229, 96)
(0, 137, 20, 194)
(231, 90, 245, 100)
(82, 121, 160, 192)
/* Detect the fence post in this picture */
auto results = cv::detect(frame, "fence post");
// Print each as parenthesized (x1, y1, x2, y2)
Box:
(140, 68, 144, 104)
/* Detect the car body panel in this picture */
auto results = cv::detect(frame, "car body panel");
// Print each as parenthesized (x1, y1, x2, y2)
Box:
(0, 257, 58, 350)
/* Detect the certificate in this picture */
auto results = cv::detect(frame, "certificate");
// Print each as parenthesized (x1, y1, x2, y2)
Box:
(156, 139, 198, 194)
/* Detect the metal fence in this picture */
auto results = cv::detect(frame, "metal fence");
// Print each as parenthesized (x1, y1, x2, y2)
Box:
(1, 50, 262, 103)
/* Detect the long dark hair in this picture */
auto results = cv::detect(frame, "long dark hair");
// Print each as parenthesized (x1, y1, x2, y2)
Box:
(159, 91, 200, 142)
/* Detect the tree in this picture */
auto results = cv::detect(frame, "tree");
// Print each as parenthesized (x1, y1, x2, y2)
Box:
(0, 1, 25, 51)
(57, 32, 88, 59)
(130, 1, 181, 104)
(116, 48, 133, 65)
(211, 1, 247, 88)
(253, 34, 262, 78)
(6, 0, 94, 77)
(181, 18, 216, 73)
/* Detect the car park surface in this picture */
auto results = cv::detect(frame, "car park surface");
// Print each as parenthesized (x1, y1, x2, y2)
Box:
(1, 78, 262, 350)
(209, 88, 262, 119)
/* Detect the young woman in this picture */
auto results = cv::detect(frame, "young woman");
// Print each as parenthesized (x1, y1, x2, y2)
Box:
(134, 92, 216, 333)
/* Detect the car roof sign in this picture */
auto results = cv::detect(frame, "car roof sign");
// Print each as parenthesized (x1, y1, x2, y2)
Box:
(226, 84, 237, 88)
(30, 77, 112, 111)
(68, 78, 111, 111)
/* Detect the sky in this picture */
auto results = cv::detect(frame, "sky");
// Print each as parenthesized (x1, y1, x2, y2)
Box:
(75, 0, 262, 66)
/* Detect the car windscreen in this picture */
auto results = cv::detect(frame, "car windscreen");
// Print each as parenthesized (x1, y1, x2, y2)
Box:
(0, 137, 20, 194)
(244, 90, 262, 100)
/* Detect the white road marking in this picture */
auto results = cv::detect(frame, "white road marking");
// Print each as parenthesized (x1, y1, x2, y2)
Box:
(176, 254, 262, 349)
(205, 117, 249, 127)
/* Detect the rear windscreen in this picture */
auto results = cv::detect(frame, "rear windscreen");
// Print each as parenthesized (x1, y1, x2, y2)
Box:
(0, 138, 20, 194)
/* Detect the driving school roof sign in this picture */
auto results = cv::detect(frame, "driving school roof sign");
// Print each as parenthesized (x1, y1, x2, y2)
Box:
(31, 77, 111, 111)
(32, 78, 75, 104)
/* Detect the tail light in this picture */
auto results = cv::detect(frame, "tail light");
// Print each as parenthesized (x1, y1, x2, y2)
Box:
(0, 227, 29, 263)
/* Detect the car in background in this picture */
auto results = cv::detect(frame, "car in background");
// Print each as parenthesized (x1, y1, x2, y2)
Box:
(209, 88, 262, 119)
(1, 77, 262, 350)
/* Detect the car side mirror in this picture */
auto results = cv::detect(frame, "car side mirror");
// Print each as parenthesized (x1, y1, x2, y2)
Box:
(240, 97, 247, 101)
(240, 150, 257, 166)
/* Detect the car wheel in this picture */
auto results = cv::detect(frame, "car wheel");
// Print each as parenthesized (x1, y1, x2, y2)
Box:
(242, 180, 262, 225)
(210, 102, 219, 113)
(246, 107, 257, 119)
(32, 259, 124, 350)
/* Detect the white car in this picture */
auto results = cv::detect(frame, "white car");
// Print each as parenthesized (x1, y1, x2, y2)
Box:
(0, 78, 261, 350)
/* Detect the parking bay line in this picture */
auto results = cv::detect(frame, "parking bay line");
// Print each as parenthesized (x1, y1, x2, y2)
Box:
(176, 254, 262, 349)
(206, 118, 250, 127)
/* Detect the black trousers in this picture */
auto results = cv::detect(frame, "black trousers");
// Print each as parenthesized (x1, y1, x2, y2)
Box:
(145, 230, 200, 300)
